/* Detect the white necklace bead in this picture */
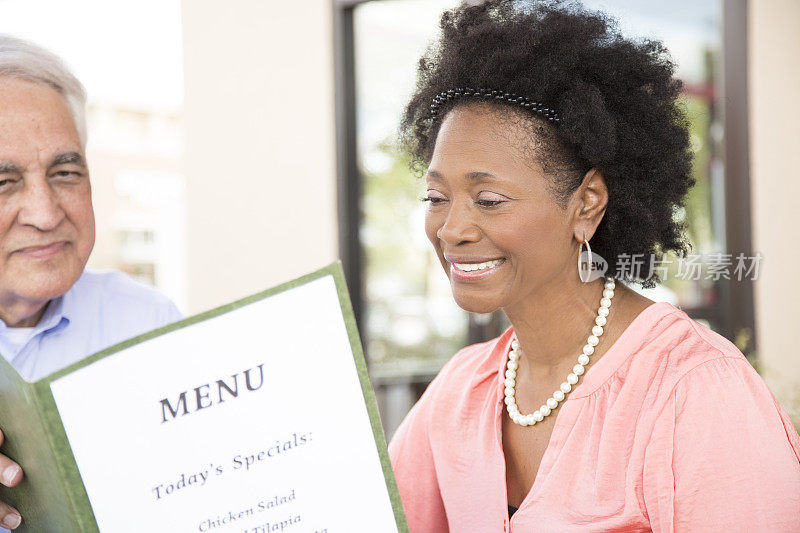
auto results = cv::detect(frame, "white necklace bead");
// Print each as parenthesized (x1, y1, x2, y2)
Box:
(504, 276, 615, 427)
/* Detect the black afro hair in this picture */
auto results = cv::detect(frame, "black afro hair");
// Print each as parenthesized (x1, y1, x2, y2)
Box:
(398, 0, 696, 288)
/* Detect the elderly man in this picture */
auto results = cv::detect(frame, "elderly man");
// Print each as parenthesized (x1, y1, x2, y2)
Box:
(0, 36, 182, 529)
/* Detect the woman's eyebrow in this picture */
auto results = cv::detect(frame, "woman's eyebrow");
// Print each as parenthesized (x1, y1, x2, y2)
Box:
(425, 169, 444, 181)
(425, 169, 502, 181)
(465, 171, 501, 181)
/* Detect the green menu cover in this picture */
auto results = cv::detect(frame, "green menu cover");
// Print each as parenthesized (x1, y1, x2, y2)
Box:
(0, 262, 408, 532)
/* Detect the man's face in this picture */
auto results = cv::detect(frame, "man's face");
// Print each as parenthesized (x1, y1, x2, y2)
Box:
(0, 77, 95, 308)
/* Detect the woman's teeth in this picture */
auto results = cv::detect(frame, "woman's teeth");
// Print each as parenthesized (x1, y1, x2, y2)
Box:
(453, 259, 503, 272)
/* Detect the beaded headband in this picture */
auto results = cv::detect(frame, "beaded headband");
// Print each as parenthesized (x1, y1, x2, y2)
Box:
(429, 87, 560, 124)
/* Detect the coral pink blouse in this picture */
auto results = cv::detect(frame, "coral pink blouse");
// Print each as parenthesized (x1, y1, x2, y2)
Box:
(388, 302, 800, 532)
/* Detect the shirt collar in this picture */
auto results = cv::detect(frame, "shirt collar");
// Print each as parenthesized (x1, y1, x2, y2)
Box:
(0, 292, 70, 339)
(0, 294, 65, 330)
(33, 288, 72, 335)
(5, 284, 74, 338)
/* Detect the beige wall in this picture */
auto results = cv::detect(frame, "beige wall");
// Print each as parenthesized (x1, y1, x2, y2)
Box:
(749, 0, 800, 416)
(181, 0, 339, 313)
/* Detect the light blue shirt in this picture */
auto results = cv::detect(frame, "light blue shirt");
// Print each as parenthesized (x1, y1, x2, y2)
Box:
(0, 269, 183, 382)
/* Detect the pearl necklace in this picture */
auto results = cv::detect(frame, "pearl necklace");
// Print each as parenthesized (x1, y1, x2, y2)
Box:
(504, 276, 615, 426)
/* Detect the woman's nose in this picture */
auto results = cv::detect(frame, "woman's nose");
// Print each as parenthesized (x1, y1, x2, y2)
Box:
(436, 201, 481, 244)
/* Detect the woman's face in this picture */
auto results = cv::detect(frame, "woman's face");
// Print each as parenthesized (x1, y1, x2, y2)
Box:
(424, 104, 578, 314)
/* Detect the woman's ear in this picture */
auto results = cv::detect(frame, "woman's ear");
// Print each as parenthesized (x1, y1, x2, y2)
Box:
(572, 168, 608, 242)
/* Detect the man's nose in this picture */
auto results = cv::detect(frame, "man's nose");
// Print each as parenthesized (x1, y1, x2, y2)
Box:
(436, 200, 481, 245)
(17, 178, 65, 231)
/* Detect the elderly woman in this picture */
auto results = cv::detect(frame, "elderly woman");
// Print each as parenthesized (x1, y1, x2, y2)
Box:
(387, 1, 800, 531)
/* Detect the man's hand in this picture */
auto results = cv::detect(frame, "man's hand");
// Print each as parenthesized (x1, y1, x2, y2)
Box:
(0, 429, 22, 530)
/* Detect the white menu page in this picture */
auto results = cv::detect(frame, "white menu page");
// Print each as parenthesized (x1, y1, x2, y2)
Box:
(50, 275, 399, 533)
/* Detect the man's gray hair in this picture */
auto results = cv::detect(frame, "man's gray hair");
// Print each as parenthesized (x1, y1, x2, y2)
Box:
(0, 34, 88, 146)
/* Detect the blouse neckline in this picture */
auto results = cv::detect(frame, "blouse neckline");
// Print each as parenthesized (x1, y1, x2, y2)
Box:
(497, 300, 678, 401)
(494, 300, 679, 515)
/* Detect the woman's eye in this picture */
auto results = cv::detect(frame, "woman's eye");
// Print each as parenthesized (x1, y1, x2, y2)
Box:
(475, 193, 507, 207)
(421, 192, 447, 204)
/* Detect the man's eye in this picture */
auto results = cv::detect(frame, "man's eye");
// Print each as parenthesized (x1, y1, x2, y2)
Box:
(55, 171, 79, 178)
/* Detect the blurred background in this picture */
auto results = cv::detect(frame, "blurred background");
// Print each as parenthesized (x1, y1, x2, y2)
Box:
(1, 0, 796, 437)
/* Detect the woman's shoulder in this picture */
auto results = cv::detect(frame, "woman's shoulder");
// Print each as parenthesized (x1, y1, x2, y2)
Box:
(626, 302, 795, 431)
(579, 299, 748, 399)
(636, 301, 752, 383)
(613, 302, 800, 463)
(585, 298, 779, 411)
(388, 331, 512, 450)
(635, 309, 800, 528)
(654, 308, 785, 410)
(444, 329, 511, 373)
(420, 328, 513, 402)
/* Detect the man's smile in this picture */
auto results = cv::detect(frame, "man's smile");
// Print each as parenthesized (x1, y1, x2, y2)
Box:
(13, 241, 69, 259)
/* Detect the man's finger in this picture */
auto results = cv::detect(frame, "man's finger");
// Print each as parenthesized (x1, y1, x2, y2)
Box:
(0, 431, 23, 488)
(0, 500, 21, 530)
(0, 460, 21, 488)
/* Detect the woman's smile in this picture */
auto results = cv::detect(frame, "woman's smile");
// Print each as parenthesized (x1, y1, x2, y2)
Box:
(446, 256, 507, 282)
